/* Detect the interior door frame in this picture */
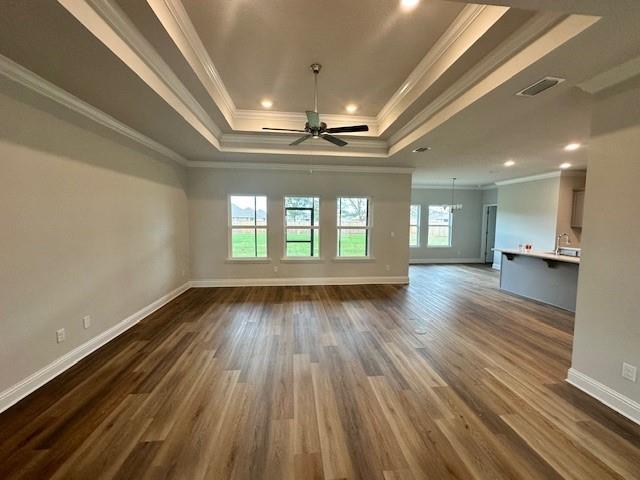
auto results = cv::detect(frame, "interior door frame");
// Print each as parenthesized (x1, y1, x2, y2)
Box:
(479, 203, 498, 265)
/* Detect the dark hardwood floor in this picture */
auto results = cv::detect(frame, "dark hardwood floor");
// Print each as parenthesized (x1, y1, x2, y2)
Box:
(1, 265, 639, 479)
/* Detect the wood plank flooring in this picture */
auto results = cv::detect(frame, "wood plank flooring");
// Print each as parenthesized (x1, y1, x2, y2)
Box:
(1, 265, 639, 479)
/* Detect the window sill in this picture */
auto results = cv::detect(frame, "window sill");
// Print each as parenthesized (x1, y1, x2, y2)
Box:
(225, 257, 272, 264)
(410, 245, 421, 249)
(280, 257, 325, 263)
(332, 256, 376, 262)
(426, 246, 452, 249)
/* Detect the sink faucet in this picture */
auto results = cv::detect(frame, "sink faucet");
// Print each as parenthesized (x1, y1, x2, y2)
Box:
(555, 233, 570, 255)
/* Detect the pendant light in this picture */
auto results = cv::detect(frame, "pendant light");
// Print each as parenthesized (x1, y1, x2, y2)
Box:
(449, 177, 463, 213)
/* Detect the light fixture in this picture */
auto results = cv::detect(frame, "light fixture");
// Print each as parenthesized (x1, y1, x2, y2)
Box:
(400, 0, 419, 10)
(260, 99, 273, 109)
(560, 162, 572, 169)
(412, 146, 431, 153)
(345, 104, 358, 114)
(504, 160, 515, 167)
(448, 177, 463, 214)
(564, 142, 581, 151)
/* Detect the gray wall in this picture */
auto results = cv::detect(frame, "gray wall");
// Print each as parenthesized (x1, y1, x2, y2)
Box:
(409, 188, 484, 262)
(571, 83, 640, 406)
(189, 168, 411, 280)
(482, 187, 498, 205)
(0, 87, 190, 394)
(557, 171, 586, 246)
(494, 176, 560, 268)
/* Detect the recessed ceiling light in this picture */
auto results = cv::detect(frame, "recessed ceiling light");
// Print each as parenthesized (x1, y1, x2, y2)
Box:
(564, 142, 581, 151)
(560, 162, 572, 169)
(260, 99, 273, 109)
(504, 160, 515, 167)
(400, 0, 419, 10)
(412, 146, 431, 153)
(345, 104, 358, 114)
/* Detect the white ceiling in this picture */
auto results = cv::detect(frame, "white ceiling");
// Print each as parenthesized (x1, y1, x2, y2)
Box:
(0, 0, 639, 186)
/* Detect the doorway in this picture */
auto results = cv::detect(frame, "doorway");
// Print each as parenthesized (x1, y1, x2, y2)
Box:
(481, 205, 498, 265)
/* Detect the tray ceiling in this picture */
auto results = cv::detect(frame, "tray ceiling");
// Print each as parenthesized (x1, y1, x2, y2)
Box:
(2, 0, 636, 184)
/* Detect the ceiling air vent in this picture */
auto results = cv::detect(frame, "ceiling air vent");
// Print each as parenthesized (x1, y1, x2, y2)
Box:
(412, 147, 431, 153)
(516, 76, 565, 97)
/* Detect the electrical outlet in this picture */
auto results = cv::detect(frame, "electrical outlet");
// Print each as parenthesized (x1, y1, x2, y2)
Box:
(385, 264, 391, 272)
(622, 362, 637, 382)
(390, 231, 395, 238)
(273, 266, 278, 273)
(83, 315, 91, 329)
(56, 328, 66, 344)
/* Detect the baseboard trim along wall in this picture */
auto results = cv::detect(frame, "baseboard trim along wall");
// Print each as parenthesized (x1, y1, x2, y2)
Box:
(0, 282, 191, 414)
(190, 276, 410, 287)
(410, 258, 484, 265)
(492, 263, 500, 270)
(566, 368, 640, 425)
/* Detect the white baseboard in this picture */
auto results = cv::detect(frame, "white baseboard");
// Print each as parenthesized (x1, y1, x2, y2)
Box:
(190, 276, 409, 287)
(0, 282, 190, 414)
(566, 368, 640, 425)
(410, 258, 483, 265)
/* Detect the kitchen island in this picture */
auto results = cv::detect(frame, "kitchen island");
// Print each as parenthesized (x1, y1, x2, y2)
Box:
(494, 248, 580, 312)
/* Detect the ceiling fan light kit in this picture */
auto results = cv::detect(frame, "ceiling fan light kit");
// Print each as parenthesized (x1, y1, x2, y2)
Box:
(262, 63, 369, 147)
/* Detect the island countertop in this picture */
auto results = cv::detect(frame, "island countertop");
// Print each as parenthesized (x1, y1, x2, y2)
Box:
(494, 248, 580, 264)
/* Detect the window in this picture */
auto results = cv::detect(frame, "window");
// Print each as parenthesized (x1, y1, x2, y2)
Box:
(284, 196, 320, 257)
(229, 195, 267, 258)
(409, 204, 420, 247)
(337, 197, 370, 257)
(427, 205, 452, 247)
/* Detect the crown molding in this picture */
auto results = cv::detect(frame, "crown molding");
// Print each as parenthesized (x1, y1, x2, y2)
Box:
(222, 133, 386, 150)
(233, 109, 380, 136)
(412, 184, 484, 190)
(58, 0, 222, 148)
(148, 0, 236, 126)
(187, 161, 414, 174)
(495, 171, 561, 186)
(389, 12, 600, 154)
(377, 4, 508, 134)
(0, 53, 189, 166)
(388, 11, 566, 148)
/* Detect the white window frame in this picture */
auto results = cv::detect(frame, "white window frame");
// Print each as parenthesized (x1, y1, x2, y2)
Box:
(336, 196, 372, 258)
(228, 194, 269, 260)
(409, 204, 421, 247)
(282, 195, 321, 260)
(427, 205, 453, 248)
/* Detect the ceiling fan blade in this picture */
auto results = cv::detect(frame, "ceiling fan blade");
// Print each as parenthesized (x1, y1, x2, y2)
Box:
(325, 125, 369, 133)
(306, 110, 320, 128)
(321, 133, 347, 147)
(290, 134, 312, 146)
(262, 127, 307, 132)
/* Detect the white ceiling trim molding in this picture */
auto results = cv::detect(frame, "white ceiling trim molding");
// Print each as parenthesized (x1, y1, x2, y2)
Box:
(495, 171, 561, 186)
(412, 184, 485, 190)
(222, 133, 386, 150)
(388, 13, 600, 155)
(233, 109, 380, 136)
(147, 0, 236, 127)
(58, 0, 222, 149)
(187, 161, 414, 175)
(578, 54, 640, 94)
(376, 4, 509, 134)
(388, 11, 565, 148)
(0, 53, 189, 166)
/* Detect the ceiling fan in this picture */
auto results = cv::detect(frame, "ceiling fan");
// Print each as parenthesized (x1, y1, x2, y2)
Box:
(262, 63, 369, 147)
